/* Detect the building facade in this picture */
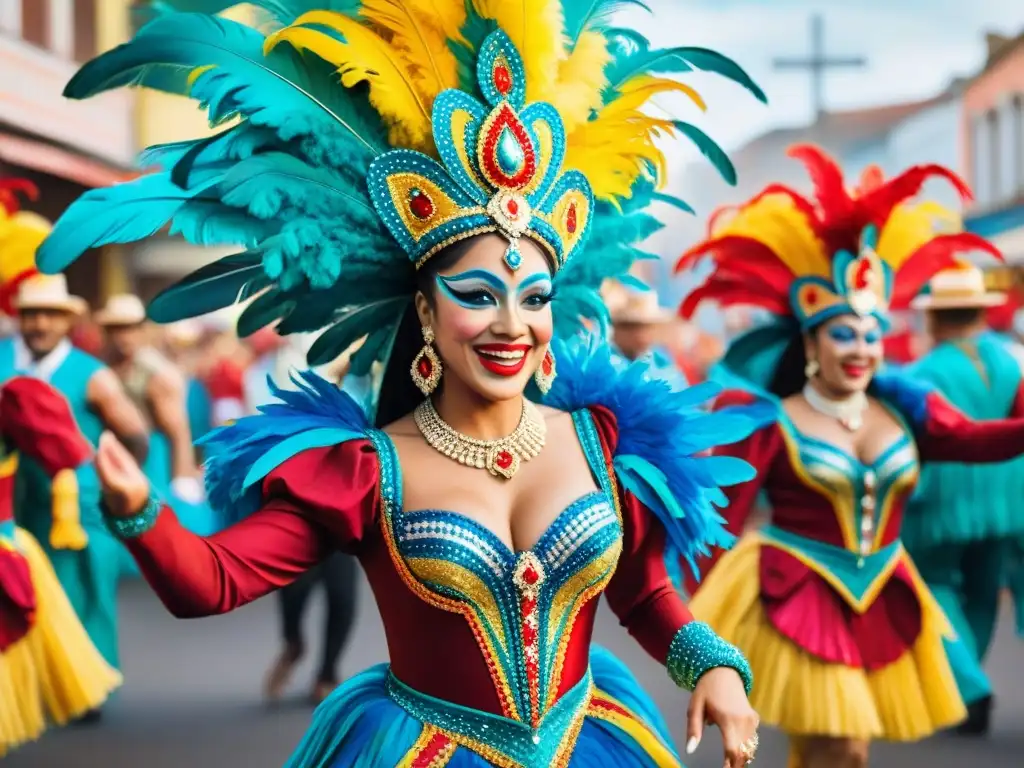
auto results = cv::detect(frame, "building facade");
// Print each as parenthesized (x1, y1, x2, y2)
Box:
(0, 0, 138, 305)
(963, 32, 1024, 267)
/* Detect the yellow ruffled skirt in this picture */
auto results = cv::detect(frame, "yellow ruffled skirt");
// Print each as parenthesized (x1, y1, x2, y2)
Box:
(690, 534, 965, 742)
(0, 527, 122, 757)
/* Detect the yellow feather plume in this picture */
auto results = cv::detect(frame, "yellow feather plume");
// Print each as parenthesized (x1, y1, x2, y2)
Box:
(0, 212, 49, 285)
(266, 11, 433, 152)
(473, 0, 566, 103)
(358, 0, 461, 102)
(876, 200, 963, 272)
(550, 30, 612, 134)
(405, 0, 469, 46)
(563, 75, 703, 201)
(713, 194, 832, 279)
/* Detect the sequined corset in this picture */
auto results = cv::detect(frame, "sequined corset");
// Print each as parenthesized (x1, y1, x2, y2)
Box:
(371, 411, 624, 731)
(784, 423, 918, 555)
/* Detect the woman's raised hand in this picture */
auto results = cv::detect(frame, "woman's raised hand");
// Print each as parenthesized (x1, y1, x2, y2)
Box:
(95, 431, 151, 519)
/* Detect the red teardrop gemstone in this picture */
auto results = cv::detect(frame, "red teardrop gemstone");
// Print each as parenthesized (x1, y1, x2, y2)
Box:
(806, 287, 818, 306)
(522, 564, 538, 584)
(409, 190, 434, 220)
(541, 355, 553, 375)
(494, 62, 512, 96)
(522, 597, 536, 616)
(854, 260, 871, 290)
(417, 356, 433, 379)
(566, 202, 577, 234)
(496, 450, 514, 470)
(506, 198, 519, 216)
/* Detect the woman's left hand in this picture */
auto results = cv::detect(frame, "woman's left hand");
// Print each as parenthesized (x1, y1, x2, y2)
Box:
(686, 666, 759, 768)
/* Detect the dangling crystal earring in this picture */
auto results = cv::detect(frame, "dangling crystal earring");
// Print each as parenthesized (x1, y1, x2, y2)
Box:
(534, 348, 556, 394)
(411, 325, 442, 395)
(804, 358, 820, 379)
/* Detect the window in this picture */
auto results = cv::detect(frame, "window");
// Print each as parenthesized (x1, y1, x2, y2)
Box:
(20, 0, 48, 48)
(73, 0, 96, 61)
(972, 112, 991, 206)
(1014, 94, 1024, 199)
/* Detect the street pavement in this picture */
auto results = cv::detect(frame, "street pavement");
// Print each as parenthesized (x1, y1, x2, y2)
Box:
(6, 577, 1023, 767)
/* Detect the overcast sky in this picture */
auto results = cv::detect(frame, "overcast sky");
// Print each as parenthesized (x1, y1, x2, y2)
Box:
(625, 0, 1024, 157)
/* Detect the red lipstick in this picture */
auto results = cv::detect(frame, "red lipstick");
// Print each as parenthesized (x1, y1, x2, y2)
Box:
(473, 343, 532, 377)
(841, 363, 869, 378)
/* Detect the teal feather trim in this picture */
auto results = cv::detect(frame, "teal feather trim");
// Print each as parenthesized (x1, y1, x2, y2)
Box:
(563, 1, 651, 48)
(147, 251, 269, 323)
(542, 336, 766, 573)
(673, 120, 737, 186)
(200, 370, 370, 524)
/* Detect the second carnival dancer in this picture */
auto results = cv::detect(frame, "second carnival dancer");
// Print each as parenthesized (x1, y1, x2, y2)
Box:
(36, 2, 771, 766)
(0, 181, 120, 752)
(677, 146, 1024, 768)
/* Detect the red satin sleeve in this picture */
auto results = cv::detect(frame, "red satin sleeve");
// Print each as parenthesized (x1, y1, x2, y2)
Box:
(684, 391, 781, 593)
(126, 440, 379, 618)
(0, 376, 92, 475)
(586, 406, 693, 665)
(917, 391, 1024, 463)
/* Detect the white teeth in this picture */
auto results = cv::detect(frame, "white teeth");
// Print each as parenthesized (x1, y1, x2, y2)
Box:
(477, 349, 526, 361)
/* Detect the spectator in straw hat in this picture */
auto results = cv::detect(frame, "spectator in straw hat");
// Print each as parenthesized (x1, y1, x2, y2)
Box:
(96, 294, 203, 507)
(611, 284, 690, 389)
(903, 260, 1024, 735)
(0, 275, 149, 699)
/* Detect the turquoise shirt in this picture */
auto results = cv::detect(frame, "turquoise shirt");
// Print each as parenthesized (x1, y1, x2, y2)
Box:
(0, 337, 105, 530)
(903, 331, 1024, 547)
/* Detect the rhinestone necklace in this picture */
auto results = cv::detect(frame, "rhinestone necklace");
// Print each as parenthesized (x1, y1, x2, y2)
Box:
(414, 397, 546, 480)
(802, 383, 868, 432)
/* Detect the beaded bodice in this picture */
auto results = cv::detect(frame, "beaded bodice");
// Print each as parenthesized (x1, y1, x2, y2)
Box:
(778, 419, 919, 555)
(370, 411, 624, 731)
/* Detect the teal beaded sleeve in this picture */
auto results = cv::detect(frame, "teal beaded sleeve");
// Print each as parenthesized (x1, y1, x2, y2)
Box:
(104, 495, 163, 539)
(666, 621, 754, 695)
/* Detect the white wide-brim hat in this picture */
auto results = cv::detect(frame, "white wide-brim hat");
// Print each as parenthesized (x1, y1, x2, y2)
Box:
(910, 263, 1006, 310)
(611, 287, 675, 325)
(94, 293, 147, 326)
(12, 274, 87, 315)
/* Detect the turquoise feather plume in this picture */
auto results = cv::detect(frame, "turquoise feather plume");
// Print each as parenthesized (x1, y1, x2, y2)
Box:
(148, 251, 270, 323)
(563, 0, 651, 48)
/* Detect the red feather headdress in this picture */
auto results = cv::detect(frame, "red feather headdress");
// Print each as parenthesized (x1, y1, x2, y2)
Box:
(676, 144, 1002, 329)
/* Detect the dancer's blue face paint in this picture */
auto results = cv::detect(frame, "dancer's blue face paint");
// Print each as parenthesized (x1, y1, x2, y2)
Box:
(435, 269, 554, 312)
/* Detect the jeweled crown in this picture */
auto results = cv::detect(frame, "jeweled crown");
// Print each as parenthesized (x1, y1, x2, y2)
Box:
(367, 30, 593, 273)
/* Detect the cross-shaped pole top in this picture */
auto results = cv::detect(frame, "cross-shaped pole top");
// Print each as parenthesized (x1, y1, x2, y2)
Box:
(773, 14, 868, 122)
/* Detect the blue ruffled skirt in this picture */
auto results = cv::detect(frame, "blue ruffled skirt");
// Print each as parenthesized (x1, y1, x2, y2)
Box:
(286, 646, 683, 767)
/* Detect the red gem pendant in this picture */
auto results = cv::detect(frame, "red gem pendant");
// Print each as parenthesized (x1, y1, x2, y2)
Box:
(522, 564, 539, 585)
(854, 259, 872, 290)
(506, 198, 519, 216)
(496, 450, 513, 470)
(417, 356, 433, 379)
(541, 355, 553, 376)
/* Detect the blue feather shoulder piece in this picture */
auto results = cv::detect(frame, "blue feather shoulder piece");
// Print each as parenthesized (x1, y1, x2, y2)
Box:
(870, 370, 935, 433)
(542, 336, 773, 576)
(200, 370, 371, 524)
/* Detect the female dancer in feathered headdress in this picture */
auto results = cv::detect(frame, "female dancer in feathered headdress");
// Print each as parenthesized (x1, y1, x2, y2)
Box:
(38, 2, 771, 765)
(0, 179, 121, 755)
(677, 145, 1024, 767)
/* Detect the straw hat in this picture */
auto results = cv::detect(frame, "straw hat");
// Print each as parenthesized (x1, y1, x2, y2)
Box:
(13, 274, 87, 315)
(611, 288, 674, 325)
(910, 262, 1006, 310)
(94, 293, 147, 326)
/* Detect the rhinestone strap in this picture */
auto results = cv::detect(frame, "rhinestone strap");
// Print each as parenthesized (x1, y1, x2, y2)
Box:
(104, 495, 163, 540)
(666, 621, 754, 695)
(414, 397, 546, 479)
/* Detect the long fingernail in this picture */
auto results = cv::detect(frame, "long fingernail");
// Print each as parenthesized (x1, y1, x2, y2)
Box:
(686, 736, 699, 754)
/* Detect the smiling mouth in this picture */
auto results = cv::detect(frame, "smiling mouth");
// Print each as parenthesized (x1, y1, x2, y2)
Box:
(841, 362, 870, 377)
(474, 343, 531, 377)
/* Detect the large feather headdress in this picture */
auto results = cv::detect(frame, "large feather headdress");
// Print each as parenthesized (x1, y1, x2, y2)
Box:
(0, 178, 49, 315)
(677, 144, 1001, 331)
(37, 0, 763, 372)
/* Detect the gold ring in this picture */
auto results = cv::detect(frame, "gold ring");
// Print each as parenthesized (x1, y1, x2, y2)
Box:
(740, 732, 759, 764)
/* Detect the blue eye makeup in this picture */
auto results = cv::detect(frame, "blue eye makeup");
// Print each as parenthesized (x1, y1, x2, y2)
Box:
(436, 269, 553, 311)
(827, 324, 882, 345)
(828, 326, 857, 343)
